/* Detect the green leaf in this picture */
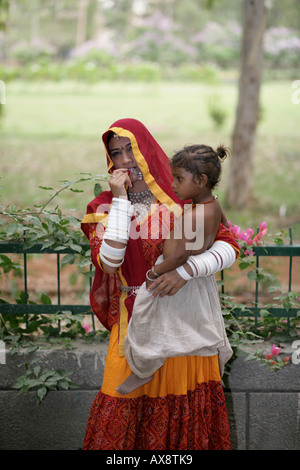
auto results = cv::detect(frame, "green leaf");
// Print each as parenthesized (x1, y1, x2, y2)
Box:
(94, 183, 103, 197)
(36, 386, 47, 405)
(41, 240, 55, 250)
(69, 243, 82, 253)
(69, 188, 84, 193)
(40, 293, 52, 305)
(54, 245, 67, 251)
(247, 270, 257, 283)
(61, 253, 75, 266)
(59, 380, 70, 390)
(33, 366, 41, 377)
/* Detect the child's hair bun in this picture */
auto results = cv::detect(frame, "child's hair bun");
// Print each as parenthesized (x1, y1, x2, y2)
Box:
(216, 145, 229, 161)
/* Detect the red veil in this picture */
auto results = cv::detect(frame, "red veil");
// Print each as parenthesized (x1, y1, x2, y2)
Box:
(81, 118, 239, 340)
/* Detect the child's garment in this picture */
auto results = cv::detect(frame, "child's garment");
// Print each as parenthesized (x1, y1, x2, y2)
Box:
(124, 255, 232, 378)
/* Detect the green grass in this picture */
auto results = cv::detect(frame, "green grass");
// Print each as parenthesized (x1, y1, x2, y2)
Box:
(1, 79, 299, 239)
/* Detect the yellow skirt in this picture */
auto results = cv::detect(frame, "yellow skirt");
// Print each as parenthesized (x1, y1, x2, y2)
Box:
(102, 324, 221, 398)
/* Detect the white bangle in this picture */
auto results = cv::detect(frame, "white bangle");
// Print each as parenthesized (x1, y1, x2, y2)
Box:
(188, 241, 236, 278)
(151, 266, 160, 277)
(103, 197, 133, 243)
(99, 251, 124, 267)
(100, 239, 126, 259)
(176, 265, 192, 281)
(146, 269, 156, 281)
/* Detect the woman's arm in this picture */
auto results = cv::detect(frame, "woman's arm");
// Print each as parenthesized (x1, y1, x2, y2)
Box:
(147, 241, 236, 297)
(99, 169, 133, 274)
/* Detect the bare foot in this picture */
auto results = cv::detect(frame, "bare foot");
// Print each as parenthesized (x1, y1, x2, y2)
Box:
(116, 372, 154, 395)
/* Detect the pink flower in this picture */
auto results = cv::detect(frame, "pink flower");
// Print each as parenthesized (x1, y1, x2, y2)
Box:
(82, 323, 90, 333)
(229, 222, 242, 239)
(246, 228, 254, 238)
(270, 344, 281, 356)
(259, 221, 268, 236)
(253, 233, 262, 245)
(244, 249, 255, 258)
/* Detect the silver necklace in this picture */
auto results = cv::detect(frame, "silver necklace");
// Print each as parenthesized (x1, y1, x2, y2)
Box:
(128, 189, 153, 222)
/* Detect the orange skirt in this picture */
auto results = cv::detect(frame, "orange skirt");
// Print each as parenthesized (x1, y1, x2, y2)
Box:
(83, 324, 230, 450)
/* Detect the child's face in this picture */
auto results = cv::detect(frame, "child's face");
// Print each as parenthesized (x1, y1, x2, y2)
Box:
(171, 167, 202, 201)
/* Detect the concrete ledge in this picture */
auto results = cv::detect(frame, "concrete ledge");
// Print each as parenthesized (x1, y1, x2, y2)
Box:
(225, 357, 300, 450)
(0, 340, 299, 450)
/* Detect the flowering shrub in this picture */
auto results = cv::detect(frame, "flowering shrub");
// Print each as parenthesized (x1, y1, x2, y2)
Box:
(265, 344, 290, 369)
(228, 220, 268, 259)
(243, 343, 291, 371)
(264, 27, 300, 68)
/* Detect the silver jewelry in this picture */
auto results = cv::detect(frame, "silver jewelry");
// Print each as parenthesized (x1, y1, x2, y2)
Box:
(129, 168, 143, 180)
(128, 188, 153, 223)
(128, 188, 152, 205)
(151, 266, 160, 277)
(121, 285, 140, 296)
(146, 269, 156, 281)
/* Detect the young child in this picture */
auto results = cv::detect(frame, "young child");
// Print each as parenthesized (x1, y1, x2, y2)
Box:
(116, 144, 235, 395)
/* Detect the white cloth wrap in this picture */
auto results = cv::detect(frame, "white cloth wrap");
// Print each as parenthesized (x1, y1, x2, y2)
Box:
(124, 241, 237, 378)
(125, 256, 232, 378)
(100, 197, 133, 267)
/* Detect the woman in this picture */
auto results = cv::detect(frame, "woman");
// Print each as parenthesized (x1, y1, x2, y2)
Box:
(81, 118, 239, 450)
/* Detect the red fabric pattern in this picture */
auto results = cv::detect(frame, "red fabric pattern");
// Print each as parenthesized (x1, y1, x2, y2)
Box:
(82, 381, 230, 450)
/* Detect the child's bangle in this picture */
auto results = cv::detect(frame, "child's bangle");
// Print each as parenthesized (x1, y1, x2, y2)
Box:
(151, 266, 160, 277)
(146, 269, 156, 281)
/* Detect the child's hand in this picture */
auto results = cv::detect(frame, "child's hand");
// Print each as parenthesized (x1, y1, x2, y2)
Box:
(146, 278, 153, 290)
(147, 270, 187, 297)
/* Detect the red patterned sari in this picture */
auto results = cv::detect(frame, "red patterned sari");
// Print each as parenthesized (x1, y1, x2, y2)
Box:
(81, 119, 238, 450)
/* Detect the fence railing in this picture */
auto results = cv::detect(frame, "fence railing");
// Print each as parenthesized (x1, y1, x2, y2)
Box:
(1, 240, 300, 334)
(0, 241, 95, 331)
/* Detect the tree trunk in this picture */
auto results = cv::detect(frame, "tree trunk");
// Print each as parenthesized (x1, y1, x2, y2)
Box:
(225, 0, 267, 208)
(76, 0, 89, 48)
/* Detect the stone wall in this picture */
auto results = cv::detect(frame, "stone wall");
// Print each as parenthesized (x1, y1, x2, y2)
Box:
(0, 340, 299, 450)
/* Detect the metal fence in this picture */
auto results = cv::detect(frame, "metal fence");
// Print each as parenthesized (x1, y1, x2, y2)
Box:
(1, 237, 300, 333)
(0, 241, 95, 330)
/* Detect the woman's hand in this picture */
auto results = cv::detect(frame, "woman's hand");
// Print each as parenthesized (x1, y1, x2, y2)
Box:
(147, 270, 187, 298)
(109, 169, 132, 198)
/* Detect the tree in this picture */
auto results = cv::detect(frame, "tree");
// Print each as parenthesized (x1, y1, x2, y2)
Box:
(225, 0, 268, 208)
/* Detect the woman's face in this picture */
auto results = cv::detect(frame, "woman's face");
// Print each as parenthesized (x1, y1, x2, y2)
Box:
(108, 136, 138, 171)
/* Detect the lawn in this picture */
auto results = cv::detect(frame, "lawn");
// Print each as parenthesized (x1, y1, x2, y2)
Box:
(1, 79, 299, 239)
